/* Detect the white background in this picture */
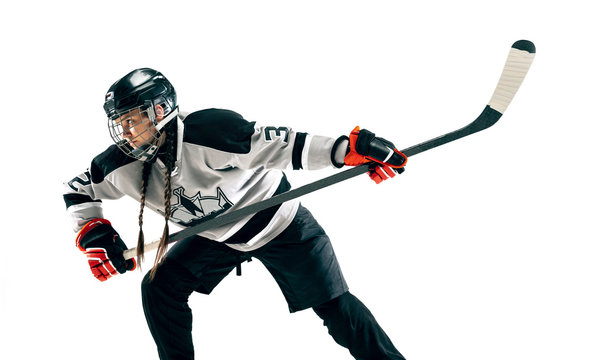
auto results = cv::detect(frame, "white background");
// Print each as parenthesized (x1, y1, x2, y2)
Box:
(1, 1, 590, 359)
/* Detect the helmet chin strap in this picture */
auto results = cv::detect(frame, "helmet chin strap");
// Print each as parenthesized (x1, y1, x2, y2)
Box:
(155, 107, 179, 132)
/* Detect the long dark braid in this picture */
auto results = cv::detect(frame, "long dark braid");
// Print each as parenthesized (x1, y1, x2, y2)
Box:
(148, 131, 175, 280)
(136, 160, 153, 267)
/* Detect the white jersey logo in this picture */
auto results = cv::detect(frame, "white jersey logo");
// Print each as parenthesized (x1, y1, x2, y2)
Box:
(169, 187, 233, 227)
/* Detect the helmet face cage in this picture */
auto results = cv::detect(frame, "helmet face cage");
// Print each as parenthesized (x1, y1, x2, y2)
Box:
(107, 101, 163, 162)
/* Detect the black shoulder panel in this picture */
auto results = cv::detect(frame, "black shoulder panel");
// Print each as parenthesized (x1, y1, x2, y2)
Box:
(90, 144, 137, 184)
(183, 109, 256, 154)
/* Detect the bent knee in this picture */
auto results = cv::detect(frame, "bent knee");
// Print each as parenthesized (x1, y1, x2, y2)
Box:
(141, 260, 196, 299)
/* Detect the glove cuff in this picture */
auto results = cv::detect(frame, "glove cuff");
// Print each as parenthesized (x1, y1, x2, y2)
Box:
(76, 218, 112, 251)
(330, 135, 349, 168)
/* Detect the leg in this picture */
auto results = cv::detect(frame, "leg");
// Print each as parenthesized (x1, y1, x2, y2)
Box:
(254, 205, 405, 359)
(141, 260, 197, 360)
(253, 205, 348, 312)
(142, 236, 244, 359)
(313, 292, 406, 360)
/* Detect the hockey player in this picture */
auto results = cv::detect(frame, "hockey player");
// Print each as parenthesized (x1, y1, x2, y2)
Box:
(63, 68, 407, 360)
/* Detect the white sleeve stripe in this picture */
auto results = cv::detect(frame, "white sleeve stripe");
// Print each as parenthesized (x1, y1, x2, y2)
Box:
(301, 135, 312, 170)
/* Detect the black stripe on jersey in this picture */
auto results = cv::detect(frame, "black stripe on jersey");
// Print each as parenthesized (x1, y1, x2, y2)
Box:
(292, 132, 308, 170)
(223, 173, 292, 245)
(90, 144, 136, 184)
(63, 193, 102, 209)
(183, 109, 256, 154)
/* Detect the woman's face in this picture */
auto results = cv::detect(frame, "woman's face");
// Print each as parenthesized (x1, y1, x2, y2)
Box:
(115, 105, 164, 149)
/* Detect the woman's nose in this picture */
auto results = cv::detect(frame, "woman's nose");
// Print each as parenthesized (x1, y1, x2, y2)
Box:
(122, 127, 132, 138)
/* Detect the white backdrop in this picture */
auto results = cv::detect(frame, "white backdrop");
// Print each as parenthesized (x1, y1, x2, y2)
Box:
(1, 1, 590, 359)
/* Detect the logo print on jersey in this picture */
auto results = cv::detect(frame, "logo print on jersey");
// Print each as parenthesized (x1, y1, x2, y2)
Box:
(169, 187, 233, 227)
(67, 170, 92, 191)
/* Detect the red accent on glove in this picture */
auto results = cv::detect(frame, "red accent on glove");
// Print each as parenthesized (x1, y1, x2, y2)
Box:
(76, 218, 112, 251)
(368, 165, 397, 184)
(343, 126, 371, 166)
(84, 248, 120, 281)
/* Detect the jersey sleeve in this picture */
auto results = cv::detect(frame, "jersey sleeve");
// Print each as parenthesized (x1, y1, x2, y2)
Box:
(183, 109, 338, 171)
(235, 125, 336, 171)
(63, 146, 130, 232)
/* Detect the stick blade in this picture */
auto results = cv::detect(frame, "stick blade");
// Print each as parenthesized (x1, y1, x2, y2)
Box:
(403, 40, 535, 158)
(488, 40, 536, 114)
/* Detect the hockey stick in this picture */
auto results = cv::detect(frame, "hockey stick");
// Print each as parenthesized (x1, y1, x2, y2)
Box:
(123, 40, 535, 260)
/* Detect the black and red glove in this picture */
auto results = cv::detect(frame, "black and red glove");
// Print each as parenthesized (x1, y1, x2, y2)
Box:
(335, 126, 407, 184)
(76, 218, 136, 282)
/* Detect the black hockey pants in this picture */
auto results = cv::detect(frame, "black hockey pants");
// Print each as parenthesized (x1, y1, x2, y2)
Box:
(141, 206, 405, 359)
(142, 263, 405, 360)
(313, 292, 406, 360)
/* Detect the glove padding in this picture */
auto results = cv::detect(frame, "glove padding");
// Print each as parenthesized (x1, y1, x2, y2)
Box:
(76, 218, 136, 282)
(341, 126, 407, 184)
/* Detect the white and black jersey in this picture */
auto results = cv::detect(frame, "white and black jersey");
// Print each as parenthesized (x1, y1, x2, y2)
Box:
(63, 109, 339, 251)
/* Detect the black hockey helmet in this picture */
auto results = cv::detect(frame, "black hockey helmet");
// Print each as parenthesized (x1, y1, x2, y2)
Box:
(104, 68, 179, 161)
(103, 68, 176, 118)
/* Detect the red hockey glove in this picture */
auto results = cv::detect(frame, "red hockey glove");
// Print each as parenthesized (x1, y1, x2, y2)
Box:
(76, 218, 136, 282)
(341, 126, 407, 184)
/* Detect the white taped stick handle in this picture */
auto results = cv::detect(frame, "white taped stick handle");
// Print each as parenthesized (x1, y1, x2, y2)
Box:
(124, 240, 160, 260)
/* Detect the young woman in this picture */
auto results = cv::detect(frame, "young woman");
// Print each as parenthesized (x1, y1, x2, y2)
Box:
(64, 68, 407, 360)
